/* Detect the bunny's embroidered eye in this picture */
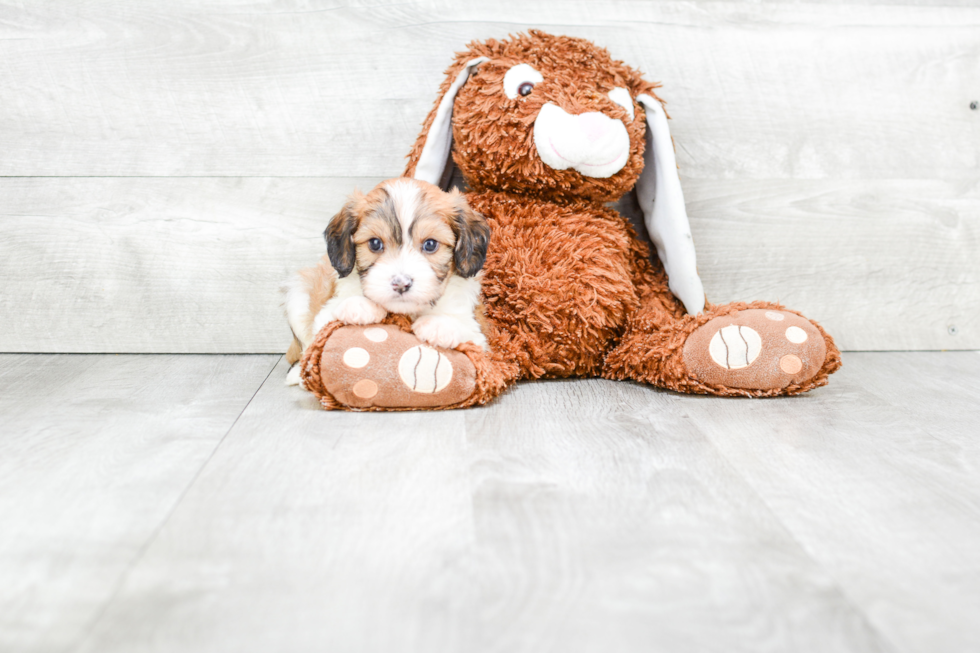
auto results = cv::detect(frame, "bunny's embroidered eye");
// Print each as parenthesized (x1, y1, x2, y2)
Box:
(503, 63, 544, 100)
(368, 238, 384, 253)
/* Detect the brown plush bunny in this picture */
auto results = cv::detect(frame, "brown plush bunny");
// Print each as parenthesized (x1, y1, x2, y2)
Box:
(298, 30, 841, 410)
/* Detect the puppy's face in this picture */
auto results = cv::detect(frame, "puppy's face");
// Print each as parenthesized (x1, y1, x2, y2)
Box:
(324, 179, 489, 314)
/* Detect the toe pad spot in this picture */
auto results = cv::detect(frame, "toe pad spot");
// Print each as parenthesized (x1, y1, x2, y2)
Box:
(785, 326, 808, 344)
(352, 378, 378, 399)
(343, 347, 370, 368)
(364, 327, 388, 343)
(780, 354, 803, 374)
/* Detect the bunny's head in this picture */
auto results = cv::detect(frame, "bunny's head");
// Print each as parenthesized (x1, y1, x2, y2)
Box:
(404, 30, 706, 314)
(405, 31, 666, 203)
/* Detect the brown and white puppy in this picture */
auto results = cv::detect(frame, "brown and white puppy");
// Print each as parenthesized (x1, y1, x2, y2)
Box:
(284, 178, 490, 385)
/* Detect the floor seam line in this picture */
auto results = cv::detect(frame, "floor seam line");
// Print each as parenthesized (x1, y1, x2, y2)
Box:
(66, 354, 282, 653)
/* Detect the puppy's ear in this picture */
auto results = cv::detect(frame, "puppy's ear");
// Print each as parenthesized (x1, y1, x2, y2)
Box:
(451, 198, 490, 278)
(323, 199, 360, 278)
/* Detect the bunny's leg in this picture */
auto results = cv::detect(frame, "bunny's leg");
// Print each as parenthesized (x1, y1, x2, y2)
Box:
(603, 261, 841, 397)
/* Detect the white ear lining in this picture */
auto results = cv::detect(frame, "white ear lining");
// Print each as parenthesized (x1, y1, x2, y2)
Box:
(413, 56, 490, 187)
(635, 94, 705, 315)
(608, 87, 634, 121)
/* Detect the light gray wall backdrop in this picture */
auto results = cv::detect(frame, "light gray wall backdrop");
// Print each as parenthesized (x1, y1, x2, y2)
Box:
(0, 0, 977, 353)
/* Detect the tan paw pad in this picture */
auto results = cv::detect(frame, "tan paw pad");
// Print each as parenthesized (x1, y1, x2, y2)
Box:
(317, 325, 476, 409)
(684, 309, 828, 390)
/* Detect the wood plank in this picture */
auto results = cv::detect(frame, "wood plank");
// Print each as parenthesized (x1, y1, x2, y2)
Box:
(0, 176, 975, 353)
(0, 353, 279, 653)
(459, 378, 891, 653)
(0, 176, 383, 353)
(75, 357, 480, 653)
(685, 178, 980, 352)
(695, 351, 980, 652)
(73, 357, 891, 653)
(0, 1, 976, 178)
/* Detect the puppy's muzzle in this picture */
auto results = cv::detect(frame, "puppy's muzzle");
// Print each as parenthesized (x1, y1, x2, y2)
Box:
(391, 275, 413, 295)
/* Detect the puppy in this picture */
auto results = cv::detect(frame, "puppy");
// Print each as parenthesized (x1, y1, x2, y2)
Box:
(284, 178, 490, 386)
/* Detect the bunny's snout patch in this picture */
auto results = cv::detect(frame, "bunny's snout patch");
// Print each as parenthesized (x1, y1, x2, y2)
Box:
(533, 102, 631, 178)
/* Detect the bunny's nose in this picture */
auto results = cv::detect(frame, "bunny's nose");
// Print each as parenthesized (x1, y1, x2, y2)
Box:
(391, 275, 413, 294)
(533, 102, 630, 178)
(579, 112, 613, 142)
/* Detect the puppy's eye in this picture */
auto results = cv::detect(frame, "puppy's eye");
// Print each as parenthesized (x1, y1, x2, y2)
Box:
(421, 239, 439, 254)
(368, 238, 384, 253)
(503, 63, 543, 100)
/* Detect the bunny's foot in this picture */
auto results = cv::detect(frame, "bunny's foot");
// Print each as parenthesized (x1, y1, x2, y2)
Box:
(298, 322, 511, 410)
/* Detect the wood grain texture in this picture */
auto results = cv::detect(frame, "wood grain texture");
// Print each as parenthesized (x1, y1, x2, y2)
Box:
(459, 378, 891, 653)
(0, 353, 278, 653)
(5, 352, 979, 651)
(73, 357, 893, 653)
(686, 178, 980, 351)
(695, 351, 980, 652)
(75, 356, 481, 653)
(0, 176, 975, 353)
(0, 1, 976, 179)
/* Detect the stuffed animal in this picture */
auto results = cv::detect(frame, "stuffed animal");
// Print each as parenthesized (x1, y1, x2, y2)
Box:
(298, 30, 841, 410)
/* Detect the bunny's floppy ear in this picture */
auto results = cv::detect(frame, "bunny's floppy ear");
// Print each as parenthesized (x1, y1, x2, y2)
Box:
(412, 56, 489, 187)
(635, 95, 705, 315)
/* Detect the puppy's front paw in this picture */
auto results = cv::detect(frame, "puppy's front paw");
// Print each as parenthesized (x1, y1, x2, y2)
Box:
(412, 315, 478, 350)
(333, 297, 387, 326)
(285, 363, 304, 387)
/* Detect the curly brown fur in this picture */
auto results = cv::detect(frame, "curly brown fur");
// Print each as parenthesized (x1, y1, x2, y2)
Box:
(472, 191, 645, 378)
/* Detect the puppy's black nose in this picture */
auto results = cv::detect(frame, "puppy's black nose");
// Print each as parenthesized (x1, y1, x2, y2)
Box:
(391, 275, 413, 295)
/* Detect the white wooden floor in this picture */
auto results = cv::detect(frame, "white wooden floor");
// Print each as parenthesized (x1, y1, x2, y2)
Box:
(1, 352, 979, 653)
